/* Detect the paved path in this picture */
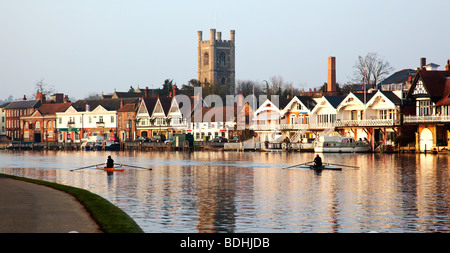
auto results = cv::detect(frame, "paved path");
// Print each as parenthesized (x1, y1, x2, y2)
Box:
(0, 176, 102, 233)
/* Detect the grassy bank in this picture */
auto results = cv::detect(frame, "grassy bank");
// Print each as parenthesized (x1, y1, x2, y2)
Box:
(0, 173, 143, 233)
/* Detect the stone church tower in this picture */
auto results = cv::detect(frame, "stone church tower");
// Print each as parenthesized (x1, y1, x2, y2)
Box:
(197, 29, 235, 95)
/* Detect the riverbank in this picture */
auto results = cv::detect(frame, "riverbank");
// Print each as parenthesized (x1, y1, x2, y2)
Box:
(0, 173, 143, 233)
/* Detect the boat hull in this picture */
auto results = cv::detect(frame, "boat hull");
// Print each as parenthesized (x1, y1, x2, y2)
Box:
(293, 165, 342, 171)
(314, 146, 371, 153)
(97, 167, 125, 172)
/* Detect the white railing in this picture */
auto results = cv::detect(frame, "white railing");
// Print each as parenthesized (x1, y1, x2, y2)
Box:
(335, 119, 400, 127)
(404, 115, 450, 123)
(308, 122, 335, 129)
(250, 119, 400, 132)
(249, 123, 309, 131)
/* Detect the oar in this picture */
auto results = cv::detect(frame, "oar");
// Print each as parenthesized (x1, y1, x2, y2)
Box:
(326, 162, 359, 169)
(70, 163, 105, 171)
(116, 163, 152, 170)
(283, 161, 314, 169)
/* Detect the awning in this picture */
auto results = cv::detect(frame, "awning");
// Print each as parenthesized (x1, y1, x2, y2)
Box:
(59, 128, 79, 132)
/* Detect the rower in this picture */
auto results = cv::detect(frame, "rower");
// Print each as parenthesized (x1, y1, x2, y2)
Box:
(106, 155, 114, 168)
(313, 154, 322, 168)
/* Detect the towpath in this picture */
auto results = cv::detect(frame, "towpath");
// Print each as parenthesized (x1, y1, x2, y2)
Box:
(0, 176, 102, 233)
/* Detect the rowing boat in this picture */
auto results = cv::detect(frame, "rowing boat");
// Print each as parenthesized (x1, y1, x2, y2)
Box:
(96, 167, 125, 172)
(308, 165, 342, 171)
(292, 165, 342, 171)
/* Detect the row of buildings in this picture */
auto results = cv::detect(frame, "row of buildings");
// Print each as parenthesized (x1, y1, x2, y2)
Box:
(1, 57, 449, 152)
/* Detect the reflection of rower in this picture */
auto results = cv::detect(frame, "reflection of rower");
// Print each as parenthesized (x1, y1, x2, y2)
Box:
(106, 156, 114, 168)
(313, 154, 322, 169)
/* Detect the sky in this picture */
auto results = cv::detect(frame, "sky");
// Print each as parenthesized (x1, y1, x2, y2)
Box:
(1, 0, 449, 100)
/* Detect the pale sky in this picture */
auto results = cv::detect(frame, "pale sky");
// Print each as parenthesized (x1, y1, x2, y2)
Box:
(1, 0, 449, 100)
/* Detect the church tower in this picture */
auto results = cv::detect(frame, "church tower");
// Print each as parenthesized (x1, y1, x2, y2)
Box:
(197, 29, 235, 95)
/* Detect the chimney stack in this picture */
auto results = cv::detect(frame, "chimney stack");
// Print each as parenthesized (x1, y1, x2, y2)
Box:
(172, 85, 177, 97)
(145, 87, 149, 99)
(327, 56, 336, 93)
(86, 103, 90, 112)
(446, 59, 450, 71)
(36, 92, 46, 104)
(23, 95, 27, 100)
(421, 57, 427, 70)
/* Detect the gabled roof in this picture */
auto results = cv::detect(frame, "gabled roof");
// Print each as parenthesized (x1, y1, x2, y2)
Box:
(378, 69, 416, 86)
(4, 100, 41, 110)
(0, 102, 11, 108)
(297, 96, 317, 110)
(324, 96, 345, 108)
(112, 91, 143, 99)
(158, 97, 172, 115)
(380, 91, 402, 105)
(37, 103, 73, 115)
(139, 97, 158, 116)
(366, 90, 402, 108)
(117, 103, 137, 113)
(309, 96, 345, 115)
(73, 98, 139, 112)
(352, 92, 376, 104)
(407, 69, 450, 104)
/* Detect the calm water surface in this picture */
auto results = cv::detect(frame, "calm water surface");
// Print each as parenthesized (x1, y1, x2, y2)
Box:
(1, 150, 450, 233)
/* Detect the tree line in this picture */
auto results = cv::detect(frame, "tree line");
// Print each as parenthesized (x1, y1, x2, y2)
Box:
(1, 52, 393, 102)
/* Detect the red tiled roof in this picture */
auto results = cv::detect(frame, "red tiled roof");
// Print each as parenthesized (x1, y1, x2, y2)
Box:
(418, 70, 450, 105)
(37, 103, 73, 115)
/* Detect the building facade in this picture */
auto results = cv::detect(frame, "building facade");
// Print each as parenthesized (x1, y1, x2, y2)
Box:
(4, 98, 41, 141)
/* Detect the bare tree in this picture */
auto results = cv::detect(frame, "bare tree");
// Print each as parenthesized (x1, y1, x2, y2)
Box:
(235, 80, 263, 97)
(33, 79, 55, 98)
(353, 53, 394, 86)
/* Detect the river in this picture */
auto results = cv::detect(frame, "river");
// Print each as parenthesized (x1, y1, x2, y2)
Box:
(1, 150, 450, 233)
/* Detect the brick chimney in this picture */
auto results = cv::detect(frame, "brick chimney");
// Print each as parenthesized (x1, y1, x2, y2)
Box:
(36, 92, 46, 104)
(23, 95, 27, 100)
(421, 57, 426, 70)
(172, 85, 177, 97)
(145, 86, 149, 99)
(327, 57, 336, 92)
(446, 59, 450, 71)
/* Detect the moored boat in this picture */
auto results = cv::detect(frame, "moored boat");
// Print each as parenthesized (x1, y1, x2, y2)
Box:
(314, 136, 371, 153)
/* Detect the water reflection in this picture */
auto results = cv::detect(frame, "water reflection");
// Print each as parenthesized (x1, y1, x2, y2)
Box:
(1, 150, 450, 232)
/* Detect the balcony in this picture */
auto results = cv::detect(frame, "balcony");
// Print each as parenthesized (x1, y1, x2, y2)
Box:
(250, 124, 308, 131)
(404, 115, 450, 124)
(335, 119, 400, 127)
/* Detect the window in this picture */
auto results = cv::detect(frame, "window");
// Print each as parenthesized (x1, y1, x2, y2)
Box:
(219, 52, 226, 66)
(35, 121, 40, 129)
(204, 52, 209, 65)
(99, 116, 104, 123)
(111, 116, 114, 123)
(418, 100, 432, 116)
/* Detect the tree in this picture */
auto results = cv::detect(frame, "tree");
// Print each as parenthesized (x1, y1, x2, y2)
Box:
(33, 79, 55, 99)
(352, 52, 394, 87)
(128, 86, 136, 93)
(235, 80, 263, 97)
(158, 79, 174, 97)
(84, 93, 101, 100)
(180, 79, 201, 97)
